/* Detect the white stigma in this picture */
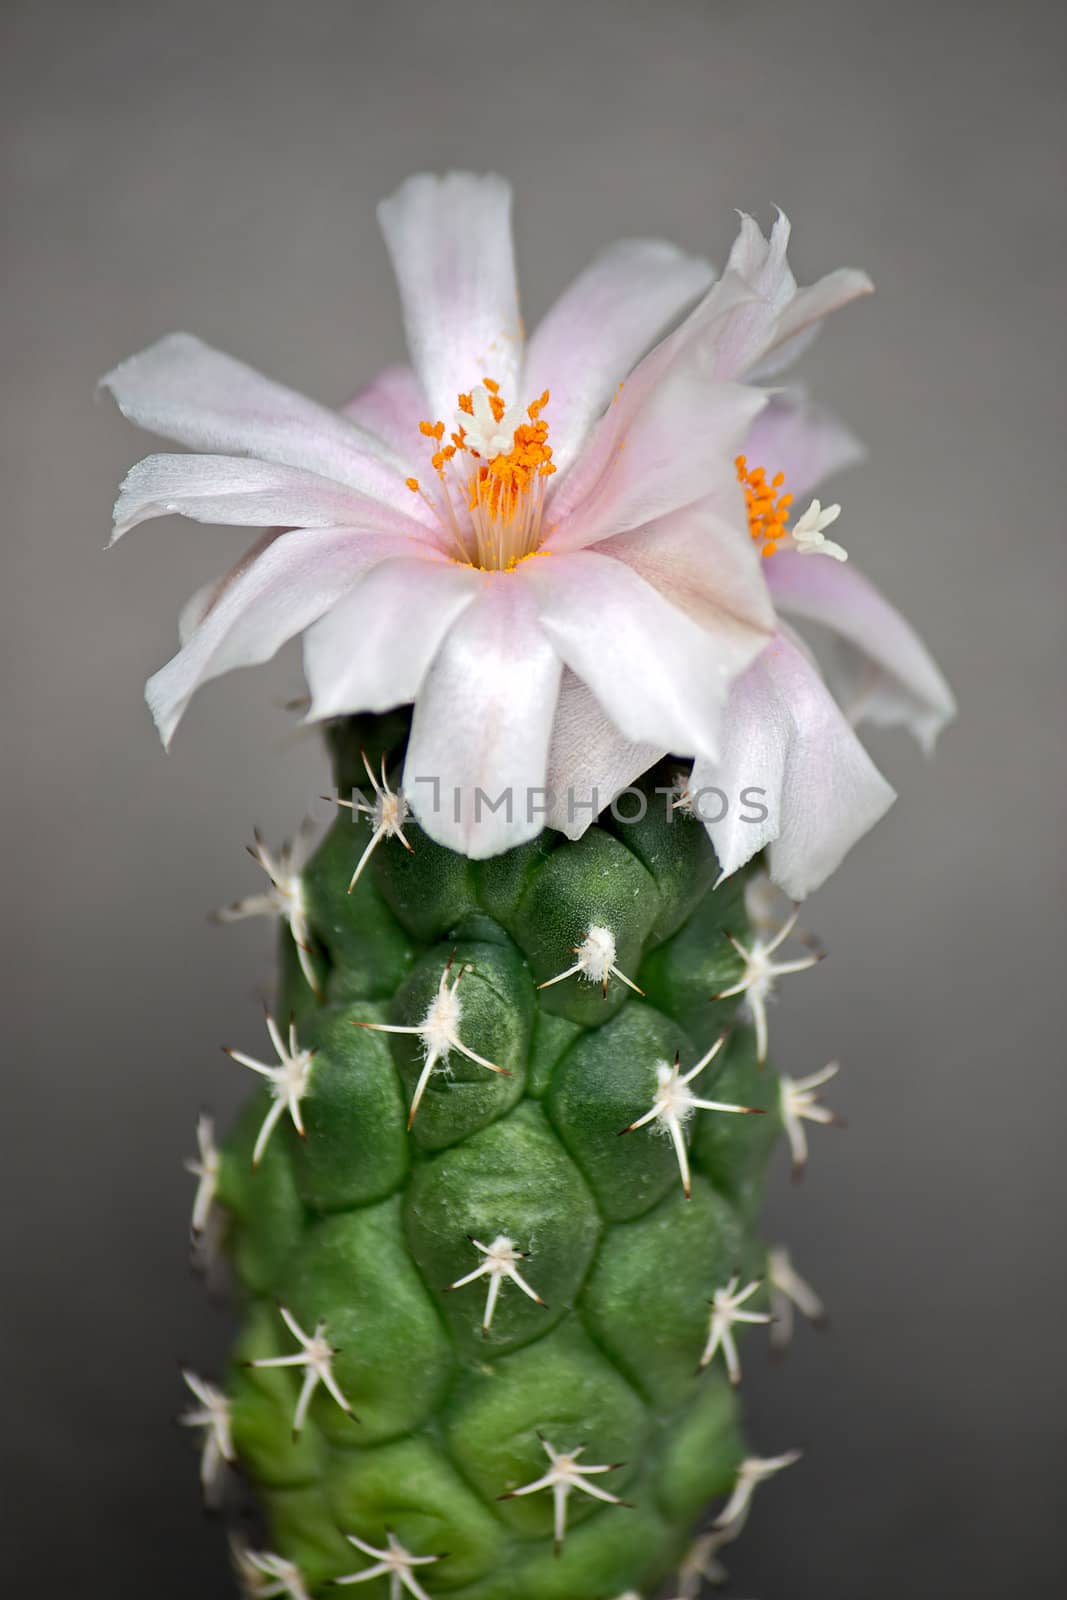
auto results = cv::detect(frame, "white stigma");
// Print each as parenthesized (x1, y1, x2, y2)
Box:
(538, 923, 644, 1000)
(353, 957, 507, 1129)
(499, 1436, 627, 1554)
(700, 1276, 772, 1385)
(620, 1035, 763, 1199)
(779, 1062, 842, 1180)
(445, 1234, 547, 1334)
(224, 1012, 317, 1168)
(249, 1304, 357, 1437)
(336, 1530, 442, 1599)
(790, 497, 848, 561)
(460, 384, 525, 459)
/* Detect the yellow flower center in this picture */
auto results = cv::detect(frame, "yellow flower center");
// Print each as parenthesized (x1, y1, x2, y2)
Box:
(406, 379, 556, 570)
(736, 455, 794, 559)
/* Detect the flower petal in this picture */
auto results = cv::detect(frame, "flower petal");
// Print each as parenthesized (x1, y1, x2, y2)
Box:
(523, 239, 714, 477)
(341, 363, 429, 456)
(691, 630, 896, 898)
(146, 527, 407, 745)
(594, 498, 775, 642)
(544, 272, 764, 549)
(765, 551, 956, 751)
(544, 672, 664, 839)
(547, 370, 767, 553)
(712, 212, 872, 380)
(101, 333, 425, 515)
(743, 386, 865, 501)
(377, 172, 522, 426)
(403, 577, 562, 857)
(303, 555, 478, 719)
(111, 453, 433, 544)
(520, 550, 758, 759)
(177, 530, 281, 644)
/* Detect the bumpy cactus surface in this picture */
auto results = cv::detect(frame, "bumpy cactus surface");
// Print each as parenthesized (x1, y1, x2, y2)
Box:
(198, 713, 810, 1600)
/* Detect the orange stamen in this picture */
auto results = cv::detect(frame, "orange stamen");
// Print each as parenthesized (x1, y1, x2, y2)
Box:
(736, 455, 793, 559)
(413, 380, 556, 569)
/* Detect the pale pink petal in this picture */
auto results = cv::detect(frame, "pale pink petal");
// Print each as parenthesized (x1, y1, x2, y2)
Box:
(403, 577, 562, 857)
(341, 363, 429, 456)
(743, 387, 865, 501)
(146, 528, 408, 745)
(544, 672, 663, 840)
(544, 274, 762, 547)
(766, 552, 956, 751)
(303, 555, 478, 719)
(177, 531, 281, 644)
(520, 550, 759, 759)
(101, 334, 426, 516)
(757, 266, 872, 378)
(595, 499, 775, 642)
(377, 172, 522, 426)
(692, 630, 896, 898)
(546, 373, 766, 553)
(111, 453, 433, 544)
(710, 213, 872, 380)
(523, 239, 714, 477)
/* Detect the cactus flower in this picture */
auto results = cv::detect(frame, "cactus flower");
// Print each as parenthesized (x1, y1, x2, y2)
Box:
(102, 175, 883, 859)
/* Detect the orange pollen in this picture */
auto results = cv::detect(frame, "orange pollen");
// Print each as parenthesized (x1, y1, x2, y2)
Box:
(412, 380, 559, 569)
(736, 455, 794, 559)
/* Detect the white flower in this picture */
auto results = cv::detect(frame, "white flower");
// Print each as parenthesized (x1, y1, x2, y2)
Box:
(779, 1063, 842, 1179)
(699, 1276, 772, 1384)
(249, 1304, 356, 1436)
(353, 956, 507, 1129)
(618, 1034, 763, 1199)
(215, 820, 320, 996)
(444, 1234, 546, 1333)
(335, 1530, 442, 1599)
(687, 216, 955, 898)
(498, 1436, 628, 1553)
(103, 174, 881, 860)
(223, 1012, 316, 1167)
(179, 1368, 234, 1503)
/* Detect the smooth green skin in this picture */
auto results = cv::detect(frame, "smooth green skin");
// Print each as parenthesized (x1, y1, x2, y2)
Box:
(218, 730, 782, 1598)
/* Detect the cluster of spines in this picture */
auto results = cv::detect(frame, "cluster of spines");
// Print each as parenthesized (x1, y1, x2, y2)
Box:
(179, 725, 840, 1599)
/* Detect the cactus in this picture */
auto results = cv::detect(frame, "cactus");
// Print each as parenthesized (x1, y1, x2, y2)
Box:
(179, 714, 834, 1600)
(107, 170, 954, 1597)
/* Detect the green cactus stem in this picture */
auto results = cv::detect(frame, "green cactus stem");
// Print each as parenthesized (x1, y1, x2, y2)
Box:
(191, 714, 828, 1600)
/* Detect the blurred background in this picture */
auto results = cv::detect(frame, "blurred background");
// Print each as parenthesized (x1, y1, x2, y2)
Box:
(3, 0, 1064, 1594)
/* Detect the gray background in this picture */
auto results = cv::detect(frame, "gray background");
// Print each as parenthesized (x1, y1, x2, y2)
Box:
(3, 0, 1064, 1594)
